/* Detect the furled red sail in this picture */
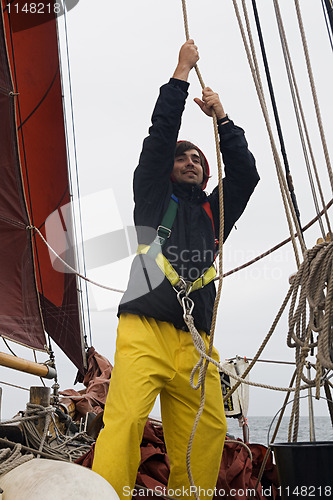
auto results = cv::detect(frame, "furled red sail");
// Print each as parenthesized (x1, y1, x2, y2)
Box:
(0, 2, 85, 374)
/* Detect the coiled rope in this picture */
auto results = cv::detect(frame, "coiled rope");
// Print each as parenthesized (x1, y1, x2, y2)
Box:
(0, 404, 93, 463)
(0, 444, 34, 476)
(287, 239, 333, 440)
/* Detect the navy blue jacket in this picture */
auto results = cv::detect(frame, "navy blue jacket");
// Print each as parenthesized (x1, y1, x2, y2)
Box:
(118, 78, 259, 333)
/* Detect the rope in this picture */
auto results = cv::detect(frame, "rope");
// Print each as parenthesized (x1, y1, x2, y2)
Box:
(0, 444, 34, 476)
(0, 404, 93, 463)
(184, 310, 316, 394)
(180, 2, 225, 496)
(60, 1, 92, 349)
(251, 0, 304, 239)
(26, 226, 125, 294)
(232, 0, 306, 266)
(294, 0, 333, 197)
(286, 240, 333, 439)
(24, 195, 333, 302)
(0, 380, 30, 391)
(224, 439, 253, 461)
(273, 0, 332, 238)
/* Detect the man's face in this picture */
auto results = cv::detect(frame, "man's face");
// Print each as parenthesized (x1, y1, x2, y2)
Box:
(172, 149, 204, 186)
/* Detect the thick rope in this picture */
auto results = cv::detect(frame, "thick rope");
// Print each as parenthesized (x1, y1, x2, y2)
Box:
(1, 405, 93, 462)
(180, 1, 225, 496)
(0, 444, 34, 476)
(287, 240, 333, 439)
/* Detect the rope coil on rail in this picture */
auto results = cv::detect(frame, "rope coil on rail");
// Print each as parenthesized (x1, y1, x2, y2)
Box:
(0, 404, 94, 463)
(0, 444, 34, 476)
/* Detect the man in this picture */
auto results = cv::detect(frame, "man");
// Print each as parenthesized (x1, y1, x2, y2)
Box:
(92, 40, 259, 499)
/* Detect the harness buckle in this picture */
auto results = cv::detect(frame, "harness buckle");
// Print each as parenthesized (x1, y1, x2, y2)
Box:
(152, 225, 172, 247)
(157, 225, 172, 238)
(173, 277, 192, 296)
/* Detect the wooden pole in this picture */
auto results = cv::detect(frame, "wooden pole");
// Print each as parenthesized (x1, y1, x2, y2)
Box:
(0, 352, 56, 379)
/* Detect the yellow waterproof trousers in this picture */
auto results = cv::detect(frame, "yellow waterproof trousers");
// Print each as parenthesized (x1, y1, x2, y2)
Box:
(92, 313, 226, 500)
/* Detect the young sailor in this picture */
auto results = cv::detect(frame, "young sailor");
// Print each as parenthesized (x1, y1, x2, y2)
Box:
(92, 40, 259, 499)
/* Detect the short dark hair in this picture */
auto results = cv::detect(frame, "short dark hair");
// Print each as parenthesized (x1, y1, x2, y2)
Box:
(175, 141, 210, 187)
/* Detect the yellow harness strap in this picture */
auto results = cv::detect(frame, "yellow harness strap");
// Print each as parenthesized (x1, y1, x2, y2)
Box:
(137, 244, 217, 293)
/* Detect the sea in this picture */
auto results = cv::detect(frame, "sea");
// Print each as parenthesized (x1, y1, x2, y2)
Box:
(226, 416, 333, 446)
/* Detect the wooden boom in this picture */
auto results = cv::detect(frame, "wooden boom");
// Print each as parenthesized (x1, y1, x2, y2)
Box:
(0, 352, 57, 379)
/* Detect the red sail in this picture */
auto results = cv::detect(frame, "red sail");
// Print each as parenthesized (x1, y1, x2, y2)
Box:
(0, 2, 85, 374)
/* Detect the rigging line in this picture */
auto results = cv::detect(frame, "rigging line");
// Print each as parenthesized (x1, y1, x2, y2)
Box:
(29, 196, 333, 298)
(221, 196, 333, 279)
(1, 336, 17, 357)
(17, 69, 59, 130)
(251, 0, 304, 244)
(273, 0, 331, 239)
(322, 0, 333, 50)
(0, 380, 30, 391)
(5, 7, 52, 344)
(61, 0, 92, 348)
(233, 0, 304, 266)
(239, 0, 306, 258)
(28, 225, 125, 294)
(294, 0, 333, 198)
(36, 186, 68, 231)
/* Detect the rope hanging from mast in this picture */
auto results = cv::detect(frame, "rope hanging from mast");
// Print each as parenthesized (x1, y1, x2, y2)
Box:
(180, 1, 225, 495)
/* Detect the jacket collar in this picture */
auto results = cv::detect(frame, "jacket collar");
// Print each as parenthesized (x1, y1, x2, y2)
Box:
(172, 182, 207, 204)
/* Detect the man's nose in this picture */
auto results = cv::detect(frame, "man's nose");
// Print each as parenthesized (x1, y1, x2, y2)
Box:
(186, 157, 195, 167)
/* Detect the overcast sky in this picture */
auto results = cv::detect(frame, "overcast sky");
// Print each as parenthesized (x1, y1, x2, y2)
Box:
(2, 0, 333, 427)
